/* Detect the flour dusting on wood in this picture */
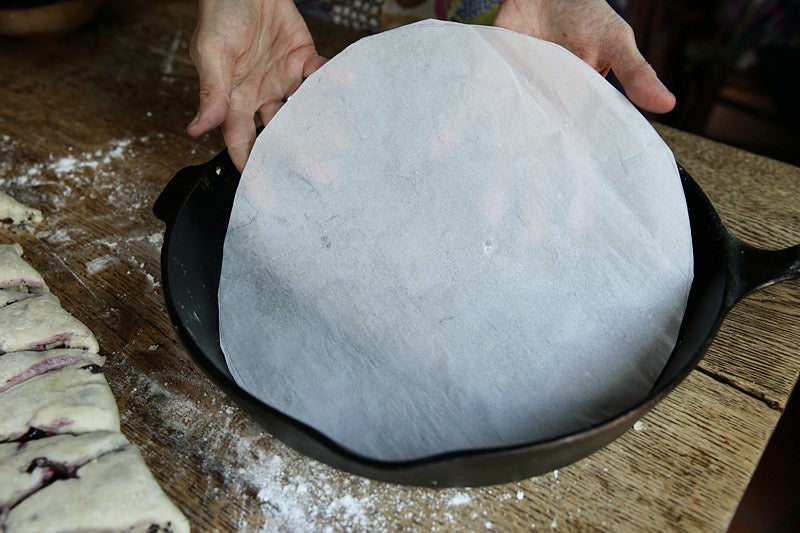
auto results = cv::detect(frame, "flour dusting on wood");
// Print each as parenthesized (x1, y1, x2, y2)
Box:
(1, 136, 166, 295)
(118, 367, 585, 532)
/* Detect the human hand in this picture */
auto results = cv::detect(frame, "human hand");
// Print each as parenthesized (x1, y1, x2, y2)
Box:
(493, 0, 676, 114)
(187, 0, 327, 171)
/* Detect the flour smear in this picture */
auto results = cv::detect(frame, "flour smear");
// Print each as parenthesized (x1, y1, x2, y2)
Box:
(0, 135, 171, 289)
(125, 369, 583, 532)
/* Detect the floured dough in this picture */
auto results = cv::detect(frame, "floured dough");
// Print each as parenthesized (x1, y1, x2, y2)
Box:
(0, 244, 48, 307)
(0, 365, 119, 441)
(0, 287, 38, 307)
(0, 244, 47, 291)
(0, 242, 189, 529)
(0, 431, 129, 518)
(0, 348, 106, 394)
(4, 446, 190, 533)
(0, 293, 99, 354)
(0, 191, 42, 229)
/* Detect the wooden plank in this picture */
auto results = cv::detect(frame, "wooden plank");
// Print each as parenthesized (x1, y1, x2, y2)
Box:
(658, 126, 800, 408)
(111, 367, 782, 531)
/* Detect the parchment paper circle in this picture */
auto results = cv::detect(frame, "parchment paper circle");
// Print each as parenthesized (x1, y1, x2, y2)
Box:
(219, 20, 693, 461)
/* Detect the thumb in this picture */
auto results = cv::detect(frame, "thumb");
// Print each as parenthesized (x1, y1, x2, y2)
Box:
(187, 40, 235, 137)
(610, 35, 676, 114)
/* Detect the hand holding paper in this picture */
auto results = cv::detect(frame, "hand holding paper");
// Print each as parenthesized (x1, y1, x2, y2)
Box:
(187, 0, 326, 171)
(188, 0, 674, 172)
(493, 0, 676, 114)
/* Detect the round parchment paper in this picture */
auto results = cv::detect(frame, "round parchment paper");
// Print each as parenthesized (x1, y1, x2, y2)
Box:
(219, 20, 693, 461)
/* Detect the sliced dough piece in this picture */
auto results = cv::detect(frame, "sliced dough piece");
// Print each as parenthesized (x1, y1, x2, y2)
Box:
(0, 365, 119, 441)
(0, 287, 35, 308)
(0, 431, 129, 519)
(0, 293, 99, 354)
(0, 348, 106, 394)
(0, 244, 48, 308)
(0, 244, 47, 291)
(4, 446, 190, 533)
(0, 191, 42, 229)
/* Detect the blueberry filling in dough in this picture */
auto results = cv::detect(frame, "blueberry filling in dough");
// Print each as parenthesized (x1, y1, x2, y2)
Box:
(0, 294, 99, 355)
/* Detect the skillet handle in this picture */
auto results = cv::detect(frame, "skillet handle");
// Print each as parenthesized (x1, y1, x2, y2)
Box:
(153, 150, 238, 225)
(153, 164, 203, 225)
(725, 236, 800, 309)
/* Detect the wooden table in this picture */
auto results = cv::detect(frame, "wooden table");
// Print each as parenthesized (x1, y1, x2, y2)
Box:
(1, 1, 798, 531)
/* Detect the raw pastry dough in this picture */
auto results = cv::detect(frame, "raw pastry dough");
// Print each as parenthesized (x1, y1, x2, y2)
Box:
(0, 365, 119, 441)
(0, 242, 189, 530)
(0, 191, 42, 229)
(0, 293, 99, 354)
(0, 243, 48, 307)
(0, 244, 47, 291)
(0, 431, 128, 520)
(0, 348, 105, 393)
(3, 446, 190, 533)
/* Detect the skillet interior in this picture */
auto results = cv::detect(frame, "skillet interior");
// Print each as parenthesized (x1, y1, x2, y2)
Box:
(155, 155, 730, 486)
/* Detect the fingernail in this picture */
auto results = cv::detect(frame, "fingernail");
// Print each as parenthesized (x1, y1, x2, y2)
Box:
(188, 112, 200, 127)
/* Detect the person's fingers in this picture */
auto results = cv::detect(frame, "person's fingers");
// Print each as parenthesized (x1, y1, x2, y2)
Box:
(302, 53, 327, 79)
(613, 59, 676, 114)
(608, 29, 676, 114)
(252, 53, 326, 128)
(187, 38, 236, 137)
(221, 107, 258, 172)
(257, 100, 284, 128)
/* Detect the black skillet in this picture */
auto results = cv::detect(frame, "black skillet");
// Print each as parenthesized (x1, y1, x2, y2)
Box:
(154, 149, 800, 487)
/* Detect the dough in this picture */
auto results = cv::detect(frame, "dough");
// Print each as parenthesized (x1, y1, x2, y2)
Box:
(0, 431, 128, 519)
(3, 446, 190, 533)
(0, 348, 106, 394)
(0, 243, 48, 292)
(0, 288, 37, 308)
(0, 243, 189, 529)
(0, 243, 48, 307)
(0, 365, 119, 441)
(0, 293, 99, 354)
(0, 191, 42, 229)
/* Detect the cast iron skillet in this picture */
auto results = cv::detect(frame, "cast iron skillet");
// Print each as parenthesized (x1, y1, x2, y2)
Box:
(154, 149, 800, 487)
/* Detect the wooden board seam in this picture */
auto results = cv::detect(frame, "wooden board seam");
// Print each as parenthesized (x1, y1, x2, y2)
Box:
(696, 366, 784, 411)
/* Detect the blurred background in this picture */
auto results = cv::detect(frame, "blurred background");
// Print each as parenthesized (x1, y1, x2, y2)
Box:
(628, 0, 800, 167)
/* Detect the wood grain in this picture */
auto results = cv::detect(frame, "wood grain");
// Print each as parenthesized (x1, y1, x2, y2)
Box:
(657, 125, 800, 409)
(0, 1, 798, 531)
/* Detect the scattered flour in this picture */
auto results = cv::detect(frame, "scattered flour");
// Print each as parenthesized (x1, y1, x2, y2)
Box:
(51, 156, 79, 174)
(447, 493, 472, 507)
(1, 136, 167, 295)
(123, 370, 586, 532)
(45, 227, 76, 244)
(86, 254, 117, 275)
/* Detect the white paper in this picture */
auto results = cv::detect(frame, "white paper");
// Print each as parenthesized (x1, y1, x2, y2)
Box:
(219, 20, 694, 461)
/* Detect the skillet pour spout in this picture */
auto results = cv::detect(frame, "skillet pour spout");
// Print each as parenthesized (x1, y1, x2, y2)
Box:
(155, 155, 800, 487)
